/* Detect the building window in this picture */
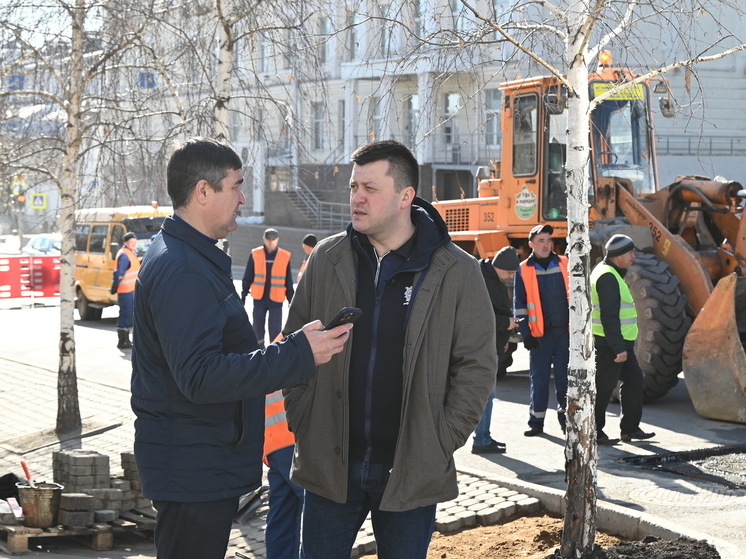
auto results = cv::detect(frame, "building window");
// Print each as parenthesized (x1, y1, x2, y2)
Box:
(338, 99, 346, 145)
(371, 97, 382, 141)
(260, 34, 271, 73)
(405, 94, 419, 147)
(485, 89, 501, 146)
(451, 0, 469, 32)
(444, 93, 461, 144)
(347, 11, 357, 62)
(313, 102, 324, 150)
(7, 74, 24, 91)
(231, 110, 242, 142)
(283, 29, 295, 70)
(138, 72, 155, 89)
(254, 109, 264, 141)
(414, 0, 426, 39)
(380, 4, 400, 56)
(318, 17, 329, 64)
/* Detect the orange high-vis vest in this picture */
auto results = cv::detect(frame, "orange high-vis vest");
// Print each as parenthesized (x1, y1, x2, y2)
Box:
(263, 390, 295, 464)
(250, 247, 291, 303)
(519, 255, 569, 338)
(115, 247, 140, 294)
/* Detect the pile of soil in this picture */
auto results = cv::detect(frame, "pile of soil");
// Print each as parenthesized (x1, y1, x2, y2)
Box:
(543, 535, 722, 559)
(368, 514, 721, 559)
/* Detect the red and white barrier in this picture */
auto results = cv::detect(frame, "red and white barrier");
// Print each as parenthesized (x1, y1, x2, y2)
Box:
(0, 255, 60, 308)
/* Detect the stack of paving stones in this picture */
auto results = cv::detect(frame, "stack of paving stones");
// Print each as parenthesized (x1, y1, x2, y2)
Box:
(57, 493, 96, 528)
(53, 450, 110, 493)
(120, 451, 151, 509)
(49, 450, 151, 529)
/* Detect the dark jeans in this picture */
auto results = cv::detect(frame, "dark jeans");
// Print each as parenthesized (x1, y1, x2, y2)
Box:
(595, 343, 644, 434)
(528, 327, 569, 427)
(474, 386, 498, 446)
(252, 299, 283, 345)
(266, 445, 304, 559)
(116, 291, 134, 329)
(152, 496, 239, 559)
(301, 459, 436, 559)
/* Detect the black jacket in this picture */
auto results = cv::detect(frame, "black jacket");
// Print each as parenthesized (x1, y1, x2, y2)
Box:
(479, 258, 513, 359)
(131, 216, 316, 502)
(593, 257, 633, 354)
(347, 197, 450, 464)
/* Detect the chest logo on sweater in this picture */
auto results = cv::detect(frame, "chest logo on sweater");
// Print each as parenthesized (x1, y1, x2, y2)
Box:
(404, 286, 412, 305)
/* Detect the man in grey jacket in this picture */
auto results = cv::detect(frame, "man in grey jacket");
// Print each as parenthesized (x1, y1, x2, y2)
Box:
(283, 140, 496, 559)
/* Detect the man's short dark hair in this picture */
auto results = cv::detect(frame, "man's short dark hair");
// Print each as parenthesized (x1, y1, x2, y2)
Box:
(350, 140, 419, 194)
(167, 137, 243, 209)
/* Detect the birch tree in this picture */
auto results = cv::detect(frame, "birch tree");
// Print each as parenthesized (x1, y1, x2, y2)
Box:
(0, 0, 164, 434)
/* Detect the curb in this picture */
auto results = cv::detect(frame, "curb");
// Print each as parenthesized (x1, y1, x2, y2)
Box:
(459, 466, 744, 559)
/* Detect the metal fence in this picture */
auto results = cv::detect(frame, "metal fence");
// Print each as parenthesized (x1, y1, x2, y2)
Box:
(655, 135, 746, 156)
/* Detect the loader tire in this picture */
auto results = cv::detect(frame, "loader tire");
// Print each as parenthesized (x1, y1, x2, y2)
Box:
(624, 252, 691, 400)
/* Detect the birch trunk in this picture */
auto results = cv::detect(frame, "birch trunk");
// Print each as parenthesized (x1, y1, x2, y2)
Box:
(215, 0, 234, 141)
(56, 0, 85, 434)
(560, 1, 597, 556)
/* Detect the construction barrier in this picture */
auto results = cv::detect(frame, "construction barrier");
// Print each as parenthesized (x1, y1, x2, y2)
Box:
(0, 255, 60, 308)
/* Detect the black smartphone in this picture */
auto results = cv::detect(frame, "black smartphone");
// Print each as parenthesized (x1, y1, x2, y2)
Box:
(324, 307, 362, 330)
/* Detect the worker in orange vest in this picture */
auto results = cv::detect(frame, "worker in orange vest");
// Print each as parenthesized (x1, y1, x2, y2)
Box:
(240, 228, 294, 347)
(513, 224, 570, 437)
(297, 234, 317, 282)
(110, 232, 140, 349)
(264, 389, 303, 559)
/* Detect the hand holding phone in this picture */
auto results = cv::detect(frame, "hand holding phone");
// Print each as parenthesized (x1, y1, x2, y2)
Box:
(324, 307, 362, 330)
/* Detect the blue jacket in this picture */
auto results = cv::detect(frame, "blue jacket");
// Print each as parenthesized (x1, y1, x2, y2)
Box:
(131, 216, 316, 502)
(513, 252, 569, 339)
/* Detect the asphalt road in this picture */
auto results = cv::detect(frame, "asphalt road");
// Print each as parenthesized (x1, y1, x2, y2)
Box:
(1, 303, 745, 557)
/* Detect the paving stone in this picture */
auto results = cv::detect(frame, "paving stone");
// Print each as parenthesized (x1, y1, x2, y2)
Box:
(434, 515, 462, 532)
(94, 509, 118, 522)
(58, 509, 95, 527)
(515, 496, 541, 513)
(60, 493, 95, 511)
(453, 509, 477, 527)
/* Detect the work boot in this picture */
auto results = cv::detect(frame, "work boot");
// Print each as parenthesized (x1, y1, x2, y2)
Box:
(523, 425, 544, 437)
(597, 430, 620, 445)
(117, 328, 133, 349)
(620, 429, 655, 442)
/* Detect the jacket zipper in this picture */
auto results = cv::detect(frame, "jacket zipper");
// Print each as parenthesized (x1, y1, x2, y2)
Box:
(363, 249, 387, 463)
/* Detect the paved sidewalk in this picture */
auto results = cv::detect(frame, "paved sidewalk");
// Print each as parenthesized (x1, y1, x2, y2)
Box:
(1, 303, 744, 559)
(0, 360, 544, 558)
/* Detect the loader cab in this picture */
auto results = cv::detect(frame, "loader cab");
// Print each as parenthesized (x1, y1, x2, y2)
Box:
(501, 78, 570, 227)
(589, 80, 658, 196)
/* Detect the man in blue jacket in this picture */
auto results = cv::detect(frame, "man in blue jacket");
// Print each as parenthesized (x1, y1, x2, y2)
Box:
(513, 224, 569, 437)
(131, 137, 353, 559)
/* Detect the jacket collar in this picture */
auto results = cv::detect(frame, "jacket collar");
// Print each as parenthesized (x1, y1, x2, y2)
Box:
(602, 256, 627, 278)
(346, 196, 451, 271)
(161, 215, 232, 275)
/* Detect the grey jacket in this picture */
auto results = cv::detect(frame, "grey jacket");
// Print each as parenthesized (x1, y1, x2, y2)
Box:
(283, 230, 496, 511)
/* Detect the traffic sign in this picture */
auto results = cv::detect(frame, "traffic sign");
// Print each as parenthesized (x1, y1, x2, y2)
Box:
(30, 193, 47, 209)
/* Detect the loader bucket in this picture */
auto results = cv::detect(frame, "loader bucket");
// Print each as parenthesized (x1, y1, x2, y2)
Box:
(682, 273, 746, 423)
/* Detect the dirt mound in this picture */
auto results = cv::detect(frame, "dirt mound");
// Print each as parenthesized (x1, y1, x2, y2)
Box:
(367, 514, 721, 559)
(543, 536, 722, 559)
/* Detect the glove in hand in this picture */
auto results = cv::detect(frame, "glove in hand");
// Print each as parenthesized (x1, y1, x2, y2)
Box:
(523, 335, 540, 351)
